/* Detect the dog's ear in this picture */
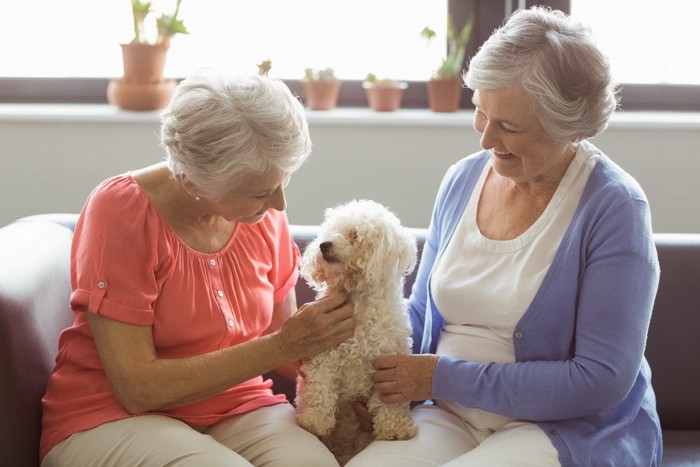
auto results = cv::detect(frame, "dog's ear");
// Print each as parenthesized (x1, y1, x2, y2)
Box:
(396, 228, 418, 276)
(368, 225, 417, 280)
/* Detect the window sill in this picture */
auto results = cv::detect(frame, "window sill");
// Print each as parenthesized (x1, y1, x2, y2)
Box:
(0, 104, 473, 127)
(1, 104, 699, 130)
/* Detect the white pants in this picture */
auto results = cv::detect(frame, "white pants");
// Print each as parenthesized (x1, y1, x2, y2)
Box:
(345, 405, 561, 467)
(42, 403, 339, 467)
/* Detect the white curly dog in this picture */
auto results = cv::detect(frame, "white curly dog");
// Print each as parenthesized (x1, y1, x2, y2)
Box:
(295, 199, 419, 465)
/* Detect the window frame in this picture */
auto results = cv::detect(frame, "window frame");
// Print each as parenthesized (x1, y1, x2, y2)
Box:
(1, 0, 697, 111)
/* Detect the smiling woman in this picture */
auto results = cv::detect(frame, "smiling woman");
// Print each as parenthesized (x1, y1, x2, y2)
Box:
(345, 7, 663, 467)
(471, 87, 577, 195)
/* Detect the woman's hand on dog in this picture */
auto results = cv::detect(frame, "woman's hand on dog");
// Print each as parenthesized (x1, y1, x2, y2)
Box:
(276, 292, 354, 360)
(373, 354, 439, 404)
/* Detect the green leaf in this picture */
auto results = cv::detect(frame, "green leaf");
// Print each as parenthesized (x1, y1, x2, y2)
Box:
(420, 26, 436, 41)
(157, 14, 189, 39)
(431, 14, 475, 79)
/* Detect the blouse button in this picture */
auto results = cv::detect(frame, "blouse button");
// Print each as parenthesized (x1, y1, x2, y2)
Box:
(209, 259, 216, 266)
(515, 331, 524, 339)
(217, 290, 224, 297)
(97, 281, 105, 289)
(227, 319, 234, 328)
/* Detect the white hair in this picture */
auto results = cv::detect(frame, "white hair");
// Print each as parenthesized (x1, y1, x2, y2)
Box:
(160, 68, 312, 199)
(465, 6, 618, 142)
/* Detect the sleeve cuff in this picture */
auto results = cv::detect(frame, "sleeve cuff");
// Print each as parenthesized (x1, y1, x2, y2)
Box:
(71, 288, 153, 326)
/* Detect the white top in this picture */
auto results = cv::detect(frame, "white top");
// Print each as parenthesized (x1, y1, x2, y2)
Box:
(431, 141, 598, 431)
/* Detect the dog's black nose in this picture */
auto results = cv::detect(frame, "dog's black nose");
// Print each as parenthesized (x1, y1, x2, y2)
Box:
(319, 241, 332, 253)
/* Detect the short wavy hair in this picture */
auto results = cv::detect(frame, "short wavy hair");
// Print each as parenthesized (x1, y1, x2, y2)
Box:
(465, 6, 618, 142)
(160, 68, 312, 199)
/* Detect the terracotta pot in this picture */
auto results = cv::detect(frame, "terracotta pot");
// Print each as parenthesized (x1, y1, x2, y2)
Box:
(427, 78, 463, 112)
(120, 42, 169, 84)
(107, 78, 176, 111)
(303, 80, 342, 110)
(109, 42, 175, 111)
(362, 81, 408, 112)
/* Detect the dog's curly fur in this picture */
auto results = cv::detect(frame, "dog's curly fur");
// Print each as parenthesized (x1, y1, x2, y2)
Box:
(295, 199, 419, 465)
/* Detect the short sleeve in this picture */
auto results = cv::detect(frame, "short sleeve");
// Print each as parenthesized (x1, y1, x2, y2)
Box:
(259, 210, 300, 303)
(69, 176, 161, 326)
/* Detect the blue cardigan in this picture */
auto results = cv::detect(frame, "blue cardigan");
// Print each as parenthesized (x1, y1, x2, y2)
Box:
(409, 148, 662, 466)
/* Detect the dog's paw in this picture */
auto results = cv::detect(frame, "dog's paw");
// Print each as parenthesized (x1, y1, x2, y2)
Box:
(374, 419, 418, 440)
(370, 399, 418, 441)
(375, 421, 418, 440)
(295, 411, 336, 437)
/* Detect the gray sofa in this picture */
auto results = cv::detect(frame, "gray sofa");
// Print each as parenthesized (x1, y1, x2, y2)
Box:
(1, 213, 699, 466)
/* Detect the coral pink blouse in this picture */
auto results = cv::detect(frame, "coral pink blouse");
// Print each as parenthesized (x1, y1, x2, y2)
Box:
(40, 174, 299, 461)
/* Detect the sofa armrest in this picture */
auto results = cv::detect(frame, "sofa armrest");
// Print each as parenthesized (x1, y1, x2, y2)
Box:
(0, 218, 76, 466)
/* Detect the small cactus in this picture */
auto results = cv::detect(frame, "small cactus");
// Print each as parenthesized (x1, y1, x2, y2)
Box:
(304, 67, 337, 82)
(257, 59, 273, 76)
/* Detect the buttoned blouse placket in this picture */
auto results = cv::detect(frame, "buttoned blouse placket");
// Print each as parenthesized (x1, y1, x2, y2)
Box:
(207, 256, 236, 332)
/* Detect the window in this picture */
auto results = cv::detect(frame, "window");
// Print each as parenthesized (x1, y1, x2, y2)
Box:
(569, 0, 700, 110)
(2, 0, 695, 110)
(571, 0, 700, 85)
(1, 0, 448, 81)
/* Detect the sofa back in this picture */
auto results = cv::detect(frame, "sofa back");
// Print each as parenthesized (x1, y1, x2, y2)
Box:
(645, 234, 700, 429)
(1, 214, 699, 466)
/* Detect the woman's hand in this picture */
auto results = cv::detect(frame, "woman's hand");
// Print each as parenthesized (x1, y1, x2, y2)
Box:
(276, 292, 354, 360)
(373, 354, 439, 404)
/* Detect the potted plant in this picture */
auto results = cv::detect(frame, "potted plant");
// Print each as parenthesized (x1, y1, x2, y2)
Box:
(303, 67, 342, 111)
(421, 15, 474, 112)
(362, 73, 409, 112)
(107, 0, 189, 111)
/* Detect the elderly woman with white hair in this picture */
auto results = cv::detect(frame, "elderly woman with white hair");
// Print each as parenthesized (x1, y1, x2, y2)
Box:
(350, 6, 662, 467)
(40, 70, 354, 466)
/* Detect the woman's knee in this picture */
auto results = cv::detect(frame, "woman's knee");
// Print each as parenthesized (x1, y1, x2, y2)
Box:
(207, 404, 340, 467)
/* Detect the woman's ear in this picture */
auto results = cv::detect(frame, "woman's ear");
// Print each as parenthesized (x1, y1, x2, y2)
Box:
(179, 173, 200, 200)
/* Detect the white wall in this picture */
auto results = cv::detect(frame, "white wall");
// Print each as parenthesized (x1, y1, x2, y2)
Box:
(1, 106, 699, 233)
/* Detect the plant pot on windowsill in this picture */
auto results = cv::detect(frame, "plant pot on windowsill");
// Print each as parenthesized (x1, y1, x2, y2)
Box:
(427, 77, 463, 112)
(303, 80, 342, 111)
(302, 68, 341, 111)
(107, 43, 175, 112)
(107, 0, 188, 112)
(421, 15, 474, 113)
(362, 75, 408, 112)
